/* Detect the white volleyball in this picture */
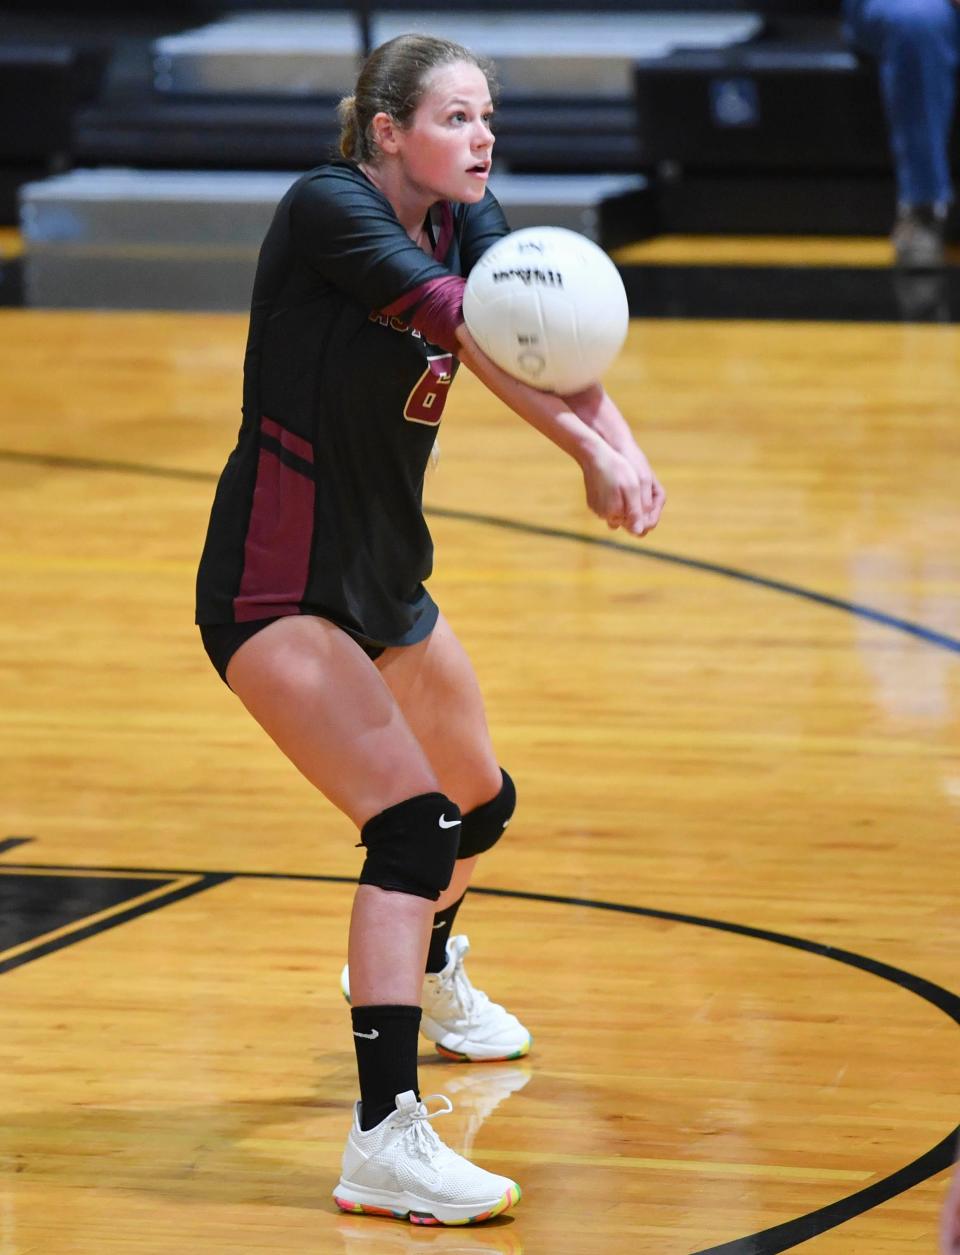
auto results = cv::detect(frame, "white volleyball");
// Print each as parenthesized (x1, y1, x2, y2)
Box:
(462, 226, 629, 394)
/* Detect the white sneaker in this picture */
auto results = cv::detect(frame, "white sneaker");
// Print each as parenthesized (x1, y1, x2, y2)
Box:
(333, 1090, 521, 1225)
(339, 935, 532, 1063)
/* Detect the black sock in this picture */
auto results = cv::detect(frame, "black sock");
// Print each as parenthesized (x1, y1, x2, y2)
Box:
(351, 1004, 421, 1131)
(426, 891, 465, 973)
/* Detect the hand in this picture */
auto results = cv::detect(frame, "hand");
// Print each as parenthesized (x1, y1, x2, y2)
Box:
(455, 328, 666, 535)
(616, 440, 667, 537)
(580, 439, 653, 536)
(566, 385, 666, 536)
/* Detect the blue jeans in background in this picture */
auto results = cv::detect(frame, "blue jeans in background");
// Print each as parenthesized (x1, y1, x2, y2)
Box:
(843, 0, 960, 206)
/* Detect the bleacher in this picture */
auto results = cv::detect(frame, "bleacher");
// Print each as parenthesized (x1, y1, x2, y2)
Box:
(0, 0, 914, 310)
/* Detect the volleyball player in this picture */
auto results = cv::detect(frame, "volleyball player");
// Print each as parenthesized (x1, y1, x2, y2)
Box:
(195, 33, 665, 1224)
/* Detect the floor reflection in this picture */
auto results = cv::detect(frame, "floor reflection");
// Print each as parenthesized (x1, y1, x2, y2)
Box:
(427, 1062, 533, 1159)
(333, 1210, 522, 1254)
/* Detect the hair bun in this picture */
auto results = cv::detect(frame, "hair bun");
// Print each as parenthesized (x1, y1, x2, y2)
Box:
(337, 94, 359, 158)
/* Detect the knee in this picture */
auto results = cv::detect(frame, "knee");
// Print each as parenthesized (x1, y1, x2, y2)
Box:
(358, 792, 461, 900)
(457, 768, 516, 859)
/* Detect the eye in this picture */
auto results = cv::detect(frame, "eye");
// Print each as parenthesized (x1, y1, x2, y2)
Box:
(483, 112, 495, 128)
(449, 111, 467, 124)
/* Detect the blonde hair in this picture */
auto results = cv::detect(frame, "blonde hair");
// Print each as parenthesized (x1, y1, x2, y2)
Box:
(338, 33, 497, 164)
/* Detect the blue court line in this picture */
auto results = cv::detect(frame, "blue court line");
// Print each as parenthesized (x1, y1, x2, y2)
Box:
(426, 505, 960, 655)
(1, 447, 957, 656)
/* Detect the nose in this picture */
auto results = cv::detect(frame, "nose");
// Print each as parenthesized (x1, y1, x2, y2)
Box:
(474, 121, 494, 150)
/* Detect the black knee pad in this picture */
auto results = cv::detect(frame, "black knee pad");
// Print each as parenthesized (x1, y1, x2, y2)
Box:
(457, 768, 516, 859)
(358, 792, 461, 901)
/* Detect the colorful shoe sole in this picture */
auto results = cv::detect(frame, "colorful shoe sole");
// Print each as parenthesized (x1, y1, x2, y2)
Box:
(434, 1038, 532, 1063)
(333, 1200, 407, 1220)
(334, 1184, 521, 1226)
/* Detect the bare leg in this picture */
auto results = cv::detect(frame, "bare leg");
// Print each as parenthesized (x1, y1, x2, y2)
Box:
(377, 612, 505, 935)
(374, 614, 530, 1063)
(347, 886, 432, 1005)
(377, 614, 502, 815)
(378, 612, 504, 917)
(226, 615, 441, 1007)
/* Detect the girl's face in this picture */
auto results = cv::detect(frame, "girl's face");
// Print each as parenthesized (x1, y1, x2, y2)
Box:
(393, 61, 495, 204)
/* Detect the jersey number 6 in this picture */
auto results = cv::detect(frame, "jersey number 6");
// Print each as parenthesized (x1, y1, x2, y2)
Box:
(404, 354, 454, 427)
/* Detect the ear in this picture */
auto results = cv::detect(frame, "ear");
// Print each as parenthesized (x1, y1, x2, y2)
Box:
(370, 111, 402, 156)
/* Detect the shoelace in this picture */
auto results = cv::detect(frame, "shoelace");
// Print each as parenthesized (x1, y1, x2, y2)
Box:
(400, 1094, 454, 1161)
(434, 938, 491, 1021)
(445, 950, 477, 1016)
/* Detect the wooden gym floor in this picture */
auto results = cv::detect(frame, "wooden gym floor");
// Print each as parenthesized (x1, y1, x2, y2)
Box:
(1, 251, 959, 1253)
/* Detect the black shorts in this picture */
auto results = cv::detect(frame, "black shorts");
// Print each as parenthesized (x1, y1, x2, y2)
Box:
(199, 617, 385, 688)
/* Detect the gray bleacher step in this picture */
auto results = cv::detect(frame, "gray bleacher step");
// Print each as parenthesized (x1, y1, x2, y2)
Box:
(19, 167, 648, 311)
(373, 12, 763, 98)
(20, 169, 298, 248)
(153, 10, 763, 100)
(153, 11, 361, 96)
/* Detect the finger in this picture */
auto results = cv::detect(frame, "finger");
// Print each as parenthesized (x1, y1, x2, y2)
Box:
(636, 497, 659, 535)
(608, 499, 625, 530)
(638, 475, 654, 518)
(584, 482, 603, 519)
(621, 482, 647, 535)
(624, 505, 643, 534)
(646, 480, 667, 526)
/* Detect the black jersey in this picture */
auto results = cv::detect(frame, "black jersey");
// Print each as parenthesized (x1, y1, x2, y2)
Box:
(195, 160, 509, 648)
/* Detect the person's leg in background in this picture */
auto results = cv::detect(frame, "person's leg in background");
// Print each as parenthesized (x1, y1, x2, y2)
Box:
(844, 0, 960, 267)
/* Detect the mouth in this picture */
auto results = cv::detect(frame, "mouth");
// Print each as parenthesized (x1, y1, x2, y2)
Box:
(467, 161, 491, 178)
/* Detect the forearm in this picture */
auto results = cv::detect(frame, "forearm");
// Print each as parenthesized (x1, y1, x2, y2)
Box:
(455, 324, 604, 467)
(562, 382, 638, 455)
(456, 324, 664, 536)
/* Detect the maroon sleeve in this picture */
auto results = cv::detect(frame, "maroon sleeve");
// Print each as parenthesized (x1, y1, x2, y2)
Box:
(381, 276, 466, 353)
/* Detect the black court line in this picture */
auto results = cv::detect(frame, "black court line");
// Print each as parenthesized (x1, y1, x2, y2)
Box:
(0, 447, 214, 483)
(0, 871, 232, 976)
(472, 885, 960, 1254)
(2, 431, 957, 1245)
(1, 446, 958, 657)
(3, 860, 957, 1252)
(0, 836, 35, 855)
